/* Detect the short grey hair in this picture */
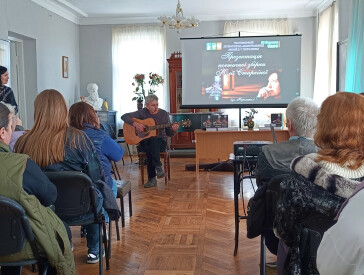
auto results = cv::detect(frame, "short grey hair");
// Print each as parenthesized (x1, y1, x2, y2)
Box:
(286, 97, 319, 138)
(145, 94, 159, 104)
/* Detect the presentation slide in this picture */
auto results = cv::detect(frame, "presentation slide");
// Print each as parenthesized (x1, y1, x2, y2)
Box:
(181, 35, 301, 108)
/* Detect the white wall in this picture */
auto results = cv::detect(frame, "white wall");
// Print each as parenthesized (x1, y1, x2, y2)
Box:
(338, 0, 353, 41)
(79, 25, 112, 107)
(4, 0, 80, 126)
(0, 0, 8, 39)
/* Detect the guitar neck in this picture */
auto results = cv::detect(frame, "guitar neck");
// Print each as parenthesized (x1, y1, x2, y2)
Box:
(149, 123, 172, 131)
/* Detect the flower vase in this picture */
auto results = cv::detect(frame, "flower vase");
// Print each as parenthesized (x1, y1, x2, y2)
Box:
(137, 100, 143, 110)
(247, 119, 255, 130)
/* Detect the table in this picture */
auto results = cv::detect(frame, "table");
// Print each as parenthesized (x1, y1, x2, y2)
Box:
(194, 129, 289, 177)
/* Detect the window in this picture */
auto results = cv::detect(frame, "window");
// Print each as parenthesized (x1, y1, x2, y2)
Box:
(112, 25, 166, 128)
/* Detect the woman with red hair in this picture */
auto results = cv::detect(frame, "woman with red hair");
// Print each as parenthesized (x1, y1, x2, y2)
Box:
(274, 92, 364, 274)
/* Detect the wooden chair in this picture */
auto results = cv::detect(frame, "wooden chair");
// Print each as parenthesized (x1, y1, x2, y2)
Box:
(138, 151, 170, 185)
(115, 180, 132, 240)
(111, 162, 133, 241)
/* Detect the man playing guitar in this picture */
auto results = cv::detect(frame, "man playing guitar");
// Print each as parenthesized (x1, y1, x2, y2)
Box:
(121, 94, 179, 188)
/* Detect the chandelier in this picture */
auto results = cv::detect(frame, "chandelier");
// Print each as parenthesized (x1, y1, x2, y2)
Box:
(158, 0, 199, 33)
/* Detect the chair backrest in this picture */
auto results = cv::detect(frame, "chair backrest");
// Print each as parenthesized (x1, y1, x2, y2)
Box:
(44, 171, 97, 219)
(247, 173, 289, 239)
(299, 212, 336, 271)
(0, 196, 38, 257)
(100, 122, 117, 139)
(265, 173, 290, 225)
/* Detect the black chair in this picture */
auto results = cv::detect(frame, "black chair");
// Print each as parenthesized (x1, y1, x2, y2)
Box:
(0, 196, 50, 274)
(260, 174, 289, 275)
(298, 213, 336, 273)
(44, 171, 111, 274)
(100, 122, 132, 165)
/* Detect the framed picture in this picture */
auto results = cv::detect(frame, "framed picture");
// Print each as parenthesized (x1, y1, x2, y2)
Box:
(62, 56, 69, 78)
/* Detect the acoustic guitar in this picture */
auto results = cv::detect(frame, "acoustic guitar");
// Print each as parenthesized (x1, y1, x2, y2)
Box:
(123, 118, 191, 145)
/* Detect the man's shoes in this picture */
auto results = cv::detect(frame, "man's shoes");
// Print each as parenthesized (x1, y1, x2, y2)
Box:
(87, 250, 105, 264)
(156, 166, 166, 179)
(144, 177, 157, 188)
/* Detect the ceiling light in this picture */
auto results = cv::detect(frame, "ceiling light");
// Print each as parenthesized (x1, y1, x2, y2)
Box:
(158, 0, 199, 33)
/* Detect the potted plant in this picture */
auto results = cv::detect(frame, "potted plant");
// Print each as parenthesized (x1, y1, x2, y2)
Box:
(244, 108, 258, 130)
(132, 72, 164, 108)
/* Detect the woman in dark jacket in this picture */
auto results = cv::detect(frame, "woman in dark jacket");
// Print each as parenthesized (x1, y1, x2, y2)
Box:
(14, 89, 115, 264)
(274, 92, 364, 274)
(0, 66, 18, 113)
(69, 101, 124, 195)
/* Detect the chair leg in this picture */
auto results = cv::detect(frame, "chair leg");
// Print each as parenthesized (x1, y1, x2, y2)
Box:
(107, 222, 112, 261)
(126, 144, 133, 162)
(102, 222, 110, 271)
(99, 223, 103, 275)
(168, 154, 171, 180)
(260, 234, 266, 275)
(115, 219, 120, 241)
(128, 190, 132, 217)
(112, 161, 121, 180)
(120, 196, 125, 227)
(164, 155, 168, 185)
(122, 157, 125, 166)
(140, 155, 145, 185)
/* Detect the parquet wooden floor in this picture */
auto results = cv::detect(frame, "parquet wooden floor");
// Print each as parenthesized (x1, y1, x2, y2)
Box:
(22, 157, 275, 275)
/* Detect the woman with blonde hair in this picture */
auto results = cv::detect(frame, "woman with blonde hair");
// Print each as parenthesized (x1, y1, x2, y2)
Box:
(274, 92, 364, 274)
(15, 89, 111, 264)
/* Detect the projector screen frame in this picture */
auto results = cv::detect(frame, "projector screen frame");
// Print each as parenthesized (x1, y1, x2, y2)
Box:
(180, 34, 301, 110)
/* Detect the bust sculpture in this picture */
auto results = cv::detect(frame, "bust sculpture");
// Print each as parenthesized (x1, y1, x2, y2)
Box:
(83, 83, 103, 110)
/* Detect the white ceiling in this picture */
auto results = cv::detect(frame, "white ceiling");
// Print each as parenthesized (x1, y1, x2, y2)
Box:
(32, 0, 332, 25)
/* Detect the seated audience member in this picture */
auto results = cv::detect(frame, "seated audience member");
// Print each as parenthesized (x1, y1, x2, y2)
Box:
(274, 92, 364, 274)
(69, 101, 124, 196)
(0, 102, 26, 151)
(253, 97, 319, 264)
(121, 94, 179, 188)
(317, 183, 364, 275)
(14, 89, 116, 264)
(0, 102, 75, 275)
(257, 97, 319, 187)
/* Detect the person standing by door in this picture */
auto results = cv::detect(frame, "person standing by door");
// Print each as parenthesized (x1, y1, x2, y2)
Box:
(0, 66, 23, 129)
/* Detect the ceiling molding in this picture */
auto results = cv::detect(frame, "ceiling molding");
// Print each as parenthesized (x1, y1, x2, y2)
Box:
(55, 0, 88, 17)
(31, 0, 81, 24)
(79, 9, 316, 26)
(32, 0, 319, 26)
(316, 0, 335, 13)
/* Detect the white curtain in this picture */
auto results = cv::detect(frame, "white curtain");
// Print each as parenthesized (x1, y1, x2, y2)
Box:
(222, 19, 290, 128)
(112, 25, 166, 129)
(313, 2, 338, 105)
(224, 19, 289, 37)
